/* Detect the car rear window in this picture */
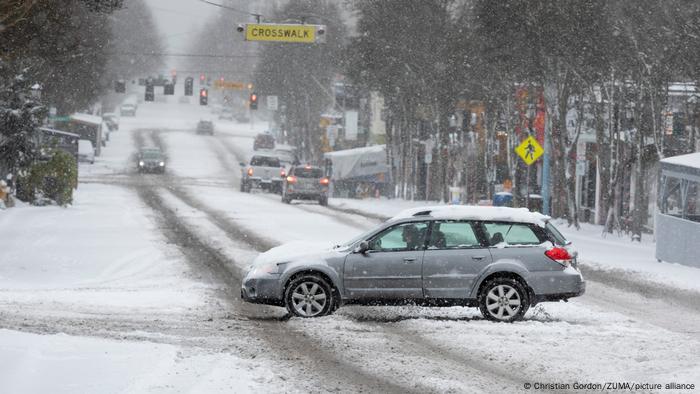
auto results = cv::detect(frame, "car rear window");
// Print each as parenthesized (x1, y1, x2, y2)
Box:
(545, 222, 568, 245)
(294, 168, 323, 178)
(251, 156, 280, 167)
(256, 134, 274, 143)
(482, 222, 542, 246)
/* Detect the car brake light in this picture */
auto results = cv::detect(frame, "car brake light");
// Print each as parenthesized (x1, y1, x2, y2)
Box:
(545, 247, 572, 267)
(280, 169, 286, 177)
(247, 168, 253, 176)
(304, 164, 311, 169)
(286, 176, 297, 183)
(319, 177, 329, 185)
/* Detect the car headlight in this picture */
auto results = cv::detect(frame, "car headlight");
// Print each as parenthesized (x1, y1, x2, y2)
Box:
(159, 161, 165, 166)
(139, 161, 144, 166)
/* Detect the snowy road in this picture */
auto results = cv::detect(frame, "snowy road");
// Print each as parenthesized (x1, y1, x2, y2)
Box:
(2, 99, 699, 393)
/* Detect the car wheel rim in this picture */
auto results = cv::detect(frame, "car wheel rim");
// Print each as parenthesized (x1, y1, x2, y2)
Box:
(485, 284, 521, 320)
(291, 282, 327, 317)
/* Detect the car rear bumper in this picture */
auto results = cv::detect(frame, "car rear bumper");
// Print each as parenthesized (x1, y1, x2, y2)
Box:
(528, 268, 586, 302)
(286, 193, 326, 200)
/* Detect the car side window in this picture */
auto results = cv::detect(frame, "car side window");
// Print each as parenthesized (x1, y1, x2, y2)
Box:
(369, 222, 428, 252)
(482, 222, 541, 246)
(428, 221, 480, 249)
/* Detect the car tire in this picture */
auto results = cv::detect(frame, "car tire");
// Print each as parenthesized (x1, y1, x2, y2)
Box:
(284, 274, 336, 318)
(478, 277, 529, 322)
(319, 196, 328, 206)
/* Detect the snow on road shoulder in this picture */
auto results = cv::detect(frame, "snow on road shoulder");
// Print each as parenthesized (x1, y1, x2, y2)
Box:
(0, 329, 283, 394)
(554, 220, 700, 293)
(0, 183, 211, 314)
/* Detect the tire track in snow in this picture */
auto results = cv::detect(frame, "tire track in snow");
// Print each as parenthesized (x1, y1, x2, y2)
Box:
(133, 129, 423, 394)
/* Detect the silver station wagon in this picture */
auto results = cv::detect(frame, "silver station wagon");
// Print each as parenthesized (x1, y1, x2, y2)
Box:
(241, 206, 585, 322)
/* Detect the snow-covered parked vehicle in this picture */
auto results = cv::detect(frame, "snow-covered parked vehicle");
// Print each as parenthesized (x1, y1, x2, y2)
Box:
(242, 205, 585, 321)
(240, 154, 285, 193)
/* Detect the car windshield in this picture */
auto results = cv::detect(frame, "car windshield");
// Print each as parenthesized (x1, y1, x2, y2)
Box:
(250, 156, 280, 167)
(141, 150, 161, 159)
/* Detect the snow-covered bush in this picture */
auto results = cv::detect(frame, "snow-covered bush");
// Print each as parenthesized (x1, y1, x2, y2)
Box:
(17, 149, 77, 206)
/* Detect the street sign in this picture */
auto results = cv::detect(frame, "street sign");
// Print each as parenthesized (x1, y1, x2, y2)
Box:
(515, 135, 544, 165)
(243, 23, 325, 43)
(213, 80, 248, 90)
(267, 95, 278, 111)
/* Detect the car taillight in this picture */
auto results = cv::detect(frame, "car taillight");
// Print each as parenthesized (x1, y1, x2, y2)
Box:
(286, 176, 297, 183)
(280, 169, 286, 177)
(545, 247, 572, 267)
(319, 177, 329, 185)
(247, 168, 253, 176)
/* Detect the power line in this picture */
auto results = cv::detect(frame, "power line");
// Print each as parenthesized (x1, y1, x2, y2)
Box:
(196, 0, 262, 20)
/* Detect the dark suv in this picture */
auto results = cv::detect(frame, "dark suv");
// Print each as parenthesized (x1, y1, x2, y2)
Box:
(253, 133, 275, 151)
(281, 165, 329, 206)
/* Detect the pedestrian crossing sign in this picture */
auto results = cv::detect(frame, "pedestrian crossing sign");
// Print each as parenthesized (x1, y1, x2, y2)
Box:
(515, 135, 544, 165)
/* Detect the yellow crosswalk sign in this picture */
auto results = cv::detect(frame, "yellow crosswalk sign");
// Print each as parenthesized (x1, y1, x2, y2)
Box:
(515, 135, 544, 165)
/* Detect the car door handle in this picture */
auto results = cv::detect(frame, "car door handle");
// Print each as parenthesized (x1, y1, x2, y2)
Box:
(471, 256, 486, 260)
(403, 258, 416, 263)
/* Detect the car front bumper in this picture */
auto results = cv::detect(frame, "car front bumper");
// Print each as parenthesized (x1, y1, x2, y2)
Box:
(241, 274, 284, 306)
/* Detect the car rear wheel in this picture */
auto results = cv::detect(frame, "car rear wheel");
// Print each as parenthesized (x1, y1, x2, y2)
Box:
(478, 277, 529, 322)
(284, 275, 335, 318)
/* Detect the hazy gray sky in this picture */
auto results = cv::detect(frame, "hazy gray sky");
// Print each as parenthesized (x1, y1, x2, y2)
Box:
(145, 0, 219, 69)
(145, 0, 269, 70)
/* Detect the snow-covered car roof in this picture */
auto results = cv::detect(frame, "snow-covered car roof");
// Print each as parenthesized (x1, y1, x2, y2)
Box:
(390, 205, 551, 226)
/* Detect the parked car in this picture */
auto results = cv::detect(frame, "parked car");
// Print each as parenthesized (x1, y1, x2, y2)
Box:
(120, 103, 136, 116)
(253, 133, 275, 151)
(240, 154, 285, 193)
(102, 113, 119, 131)
(218, 108, 234, 120)
(196, 120, 214, 135)
(241, 205, 585, 321)
(78, 140, 95, 164)
(137, 147, 165, 174)
(281, 165, 329, 206)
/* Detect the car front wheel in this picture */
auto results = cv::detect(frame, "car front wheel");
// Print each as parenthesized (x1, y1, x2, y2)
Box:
(478, 277, 529, 322)
(284, 275, 335, 318)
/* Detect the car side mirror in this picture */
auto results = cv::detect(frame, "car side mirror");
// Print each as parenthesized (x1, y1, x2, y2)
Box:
(354, 240, 369, 255)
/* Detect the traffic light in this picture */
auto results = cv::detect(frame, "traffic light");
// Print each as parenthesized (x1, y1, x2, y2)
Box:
(114, 80, 126, 93)
(145, 84, 154, 101)
(184, 77, 193, 96)
(199, 88, 208, 105)
(249, 92, 258, 110)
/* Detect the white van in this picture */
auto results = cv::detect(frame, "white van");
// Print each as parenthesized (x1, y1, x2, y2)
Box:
(78, 140, 95, 164)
